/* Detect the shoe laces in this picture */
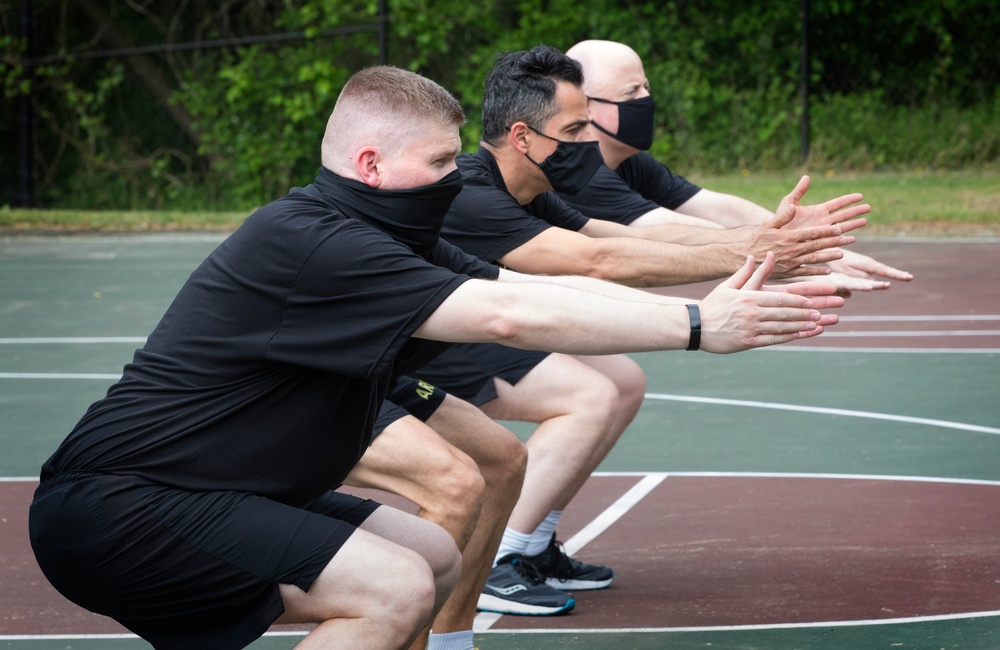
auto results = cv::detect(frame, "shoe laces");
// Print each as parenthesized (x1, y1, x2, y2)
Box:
(505, 555, 546, 584)
(546, 538, 577, 580)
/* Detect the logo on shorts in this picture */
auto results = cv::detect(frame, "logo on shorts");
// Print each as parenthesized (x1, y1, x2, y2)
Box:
(416, 380, 436, 401)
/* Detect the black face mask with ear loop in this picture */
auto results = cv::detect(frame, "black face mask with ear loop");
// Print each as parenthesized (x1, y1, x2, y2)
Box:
(588, 95, 656, 151)
(523, 126, 605, 195)
(313, 166, 464, 252)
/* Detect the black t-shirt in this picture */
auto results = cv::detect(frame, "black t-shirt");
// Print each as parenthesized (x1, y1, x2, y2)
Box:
(40, 181, 498, 505)
(558, 152, 702, 225)
(440, 147, 590, 265)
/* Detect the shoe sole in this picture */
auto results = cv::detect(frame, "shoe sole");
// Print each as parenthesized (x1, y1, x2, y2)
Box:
(545, 575, 614, 591)
(477, 593, 576, 616)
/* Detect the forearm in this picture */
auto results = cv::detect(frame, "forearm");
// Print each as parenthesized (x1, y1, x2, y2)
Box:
(587, 237, 745, 287)
(631, 221, 756, 246)
(416, 279, 691, 354)
(677, 189, 772, 228)
(498, 268, 692, 306)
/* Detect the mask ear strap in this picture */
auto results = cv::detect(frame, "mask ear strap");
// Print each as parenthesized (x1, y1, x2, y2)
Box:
(589, 120, 619, 139)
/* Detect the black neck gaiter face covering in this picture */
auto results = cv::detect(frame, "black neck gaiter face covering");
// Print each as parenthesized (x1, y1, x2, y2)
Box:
(313, 166, 464, 252)
(588, 95, 656, 151)
(524, 126, 605, 195)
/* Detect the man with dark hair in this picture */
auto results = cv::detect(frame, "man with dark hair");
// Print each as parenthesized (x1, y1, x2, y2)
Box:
(563, 39, 913, 293)
(29, 64, 845, 649)
(407, 45, 869, 620)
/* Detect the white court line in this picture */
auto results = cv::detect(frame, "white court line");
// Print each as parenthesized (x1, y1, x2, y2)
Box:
(593, 471, 1000, 487)
(821, 329, 1000, 337)
(473, 609, 1000, 634)
(0, 373, 121, 379)
(643, 393, 1000, 435)
(4, 607, 1000, 641)
(839, 314, 1000, 322)
(0, 337, 146, 344)
(767, 346, 1000, 353)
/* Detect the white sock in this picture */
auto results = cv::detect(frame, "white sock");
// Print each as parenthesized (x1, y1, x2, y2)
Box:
(426, 630, 474, 650)
(525, 510, 562, 557)
(492, 527, 531, 566)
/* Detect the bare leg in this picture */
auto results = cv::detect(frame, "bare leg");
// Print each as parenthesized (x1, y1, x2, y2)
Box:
(571, 354, 646, 476)
(345, 395, 527, 649)
(276, 507, 461, 649)
(422, 396, 527, 639)
(345, 414, 485, 549)
(481, 353, 645, 535)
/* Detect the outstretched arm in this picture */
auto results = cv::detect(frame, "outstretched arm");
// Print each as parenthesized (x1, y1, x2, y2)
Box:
(414, 253, 843, 355)
(582, 176, 869, 279)
(674, 177, 913, 286)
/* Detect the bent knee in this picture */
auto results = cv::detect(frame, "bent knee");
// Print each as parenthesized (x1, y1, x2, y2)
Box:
(432, 452, 486, 517)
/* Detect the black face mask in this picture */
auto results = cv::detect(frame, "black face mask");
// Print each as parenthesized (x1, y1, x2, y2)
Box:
(313, 166, 463, 251)
(588, 95, 656, 151)
(524, 126, 605, 195)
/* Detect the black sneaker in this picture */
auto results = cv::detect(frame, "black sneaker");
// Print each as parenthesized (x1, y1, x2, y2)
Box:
(477, 554, 576, 616)
(526, 533, 615, 591)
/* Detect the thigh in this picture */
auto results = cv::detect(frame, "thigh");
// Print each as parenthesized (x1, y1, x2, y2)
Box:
(425, 393, 525, 473)
(345, 413, 479, 499)
(479, 352, 617, 423)
(277, 506, 457, 624)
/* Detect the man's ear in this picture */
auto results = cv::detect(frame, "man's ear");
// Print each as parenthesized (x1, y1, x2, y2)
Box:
(355, 147, 382, 187)
(508, 122, 532, 155)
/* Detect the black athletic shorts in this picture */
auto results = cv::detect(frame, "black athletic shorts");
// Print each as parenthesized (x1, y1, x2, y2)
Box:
(29, 471, 380, 650)
(373, 375, 448, 438)
(415, 343, 549, 406)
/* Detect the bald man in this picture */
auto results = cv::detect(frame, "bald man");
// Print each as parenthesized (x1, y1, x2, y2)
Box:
(563, 39, 913, 293)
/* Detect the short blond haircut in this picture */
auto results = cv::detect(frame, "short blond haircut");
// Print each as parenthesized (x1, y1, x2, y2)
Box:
(322, 66, 464, 172)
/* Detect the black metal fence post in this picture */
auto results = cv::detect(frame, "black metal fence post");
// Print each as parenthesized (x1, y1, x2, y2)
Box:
(17, 0, 34, 207)
(799, 0, 810, 165)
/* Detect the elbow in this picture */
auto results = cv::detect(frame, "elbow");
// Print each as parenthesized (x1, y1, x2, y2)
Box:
(577, 249, 619, 281)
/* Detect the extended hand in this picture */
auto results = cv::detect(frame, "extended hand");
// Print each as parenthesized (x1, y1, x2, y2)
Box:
(747, 176, 872, 279)
(826, 248, 914, 283)
(698, 252, 844, 353)
(776, 175, 871, 232)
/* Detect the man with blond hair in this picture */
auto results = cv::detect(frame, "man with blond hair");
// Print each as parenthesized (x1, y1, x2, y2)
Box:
(30, 64, 844, 649)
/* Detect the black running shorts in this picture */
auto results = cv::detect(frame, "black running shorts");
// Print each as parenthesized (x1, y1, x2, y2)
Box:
(29, 471, 380, 650)
(373, 375, 448, 437)
(416, 343, 549, 406)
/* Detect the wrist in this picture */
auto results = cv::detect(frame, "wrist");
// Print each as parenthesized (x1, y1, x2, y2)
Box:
(685, 303, 701, 351)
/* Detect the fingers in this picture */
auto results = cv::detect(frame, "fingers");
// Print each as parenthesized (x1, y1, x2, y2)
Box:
(833, 216, 868, 234)
(784, 175, 811, 205)
(881, 266, 913, 281)
(767, 202, 797, 229)
(821, 192, 865, 214)
(743, 251, 777, 290)
(856, 259, 914, 281)
(721, 254, 760, 290)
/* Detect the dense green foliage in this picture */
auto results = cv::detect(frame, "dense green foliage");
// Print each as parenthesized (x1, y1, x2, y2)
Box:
(1, 0, 997, 210)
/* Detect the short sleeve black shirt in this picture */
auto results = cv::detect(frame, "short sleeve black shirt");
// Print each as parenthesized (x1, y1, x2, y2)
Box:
(41, 181, 497, 505)
(440, 147, 590, 264)
(558, 152, 703, 224)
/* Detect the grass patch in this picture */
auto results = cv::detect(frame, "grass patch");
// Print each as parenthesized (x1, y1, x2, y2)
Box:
(688, 168, 1000, 236)
(0, 208, 250, 232)
(2, 169, 998, 237)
